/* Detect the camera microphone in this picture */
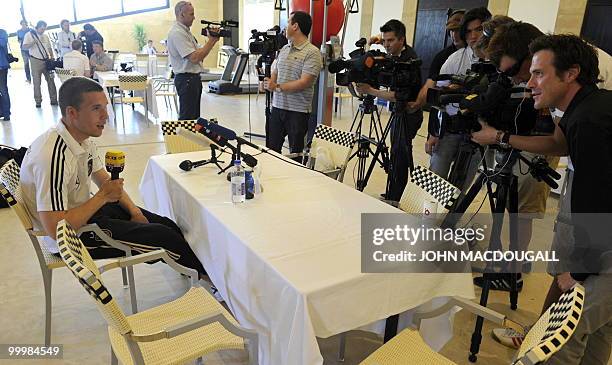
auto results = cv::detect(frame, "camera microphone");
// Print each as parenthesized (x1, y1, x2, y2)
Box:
(179, 159, 209, 171)
(328, 59, 349, 74)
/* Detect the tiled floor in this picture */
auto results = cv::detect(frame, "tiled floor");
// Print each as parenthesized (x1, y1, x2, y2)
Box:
(0, 69, 578, 364)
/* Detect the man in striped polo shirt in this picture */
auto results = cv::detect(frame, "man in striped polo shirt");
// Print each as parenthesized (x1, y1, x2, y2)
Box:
(264, 11, 323, 153)
(19, 77, 206, 278)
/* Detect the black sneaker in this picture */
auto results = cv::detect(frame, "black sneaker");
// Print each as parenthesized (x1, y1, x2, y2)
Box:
(35, 103, 41, 108)
(473, 274, 523, 292)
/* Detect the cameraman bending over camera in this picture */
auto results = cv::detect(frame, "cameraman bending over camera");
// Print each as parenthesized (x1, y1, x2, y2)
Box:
(167, 1, 220, 120)
(460, 22, 560, 293)
(264, 11, 322, 154)
(427, 7, 491, 191)
(355, 19, 423, 201)
(472, 35, 612, 365)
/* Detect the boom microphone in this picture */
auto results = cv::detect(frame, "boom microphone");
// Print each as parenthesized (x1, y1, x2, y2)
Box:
(105, 150, 125, 180)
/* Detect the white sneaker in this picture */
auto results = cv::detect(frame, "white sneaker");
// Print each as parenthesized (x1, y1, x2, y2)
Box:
(492, 327, 525, 349)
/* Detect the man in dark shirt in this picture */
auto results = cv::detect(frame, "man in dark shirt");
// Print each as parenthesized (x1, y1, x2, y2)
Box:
(78, 23, 104, 59)
(472, 34, 611, 365)
(408, 10, 465, 139)
(355, 19, 423, 200)
(17, 20, 32, 82)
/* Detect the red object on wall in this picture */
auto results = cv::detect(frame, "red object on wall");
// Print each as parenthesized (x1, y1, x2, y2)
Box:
(290, 0, 345, 47)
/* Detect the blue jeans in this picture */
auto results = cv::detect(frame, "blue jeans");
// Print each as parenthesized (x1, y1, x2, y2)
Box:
(0, 69, 10, 118)
(21, 50, 31, 82)
(429, 132, 481, 192)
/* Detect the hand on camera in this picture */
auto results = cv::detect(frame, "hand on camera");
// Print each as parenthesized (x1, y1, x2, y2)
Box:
(206, 27, 221, 41)
(355, 83, 373, 95)
(97, 178, 124, 203)
(471, 121, 498, 145)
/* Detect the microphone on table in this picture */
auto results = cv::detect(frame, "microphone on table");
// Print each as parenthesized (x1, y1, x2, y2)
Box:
(105, 150, 125, 180)
(179, 159, 210, 171)
(176, 127, 258, 168)
(196, 118, 267, 153)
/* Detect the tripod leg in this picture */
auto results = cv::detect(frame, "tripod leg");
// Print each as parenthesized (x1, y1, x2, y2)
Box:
(441, 172, 487, 229)
(508, 175, 520, 310)
(383, 314, 399, 343)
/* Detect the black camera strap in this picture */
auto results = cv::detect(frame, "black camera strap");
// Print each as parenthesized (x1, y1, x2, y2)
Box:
(31, 30, 51, 60)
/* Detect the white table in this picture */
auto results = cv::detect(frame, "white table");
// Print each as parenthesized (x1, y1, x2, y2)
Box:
(139, 149, 475, 365)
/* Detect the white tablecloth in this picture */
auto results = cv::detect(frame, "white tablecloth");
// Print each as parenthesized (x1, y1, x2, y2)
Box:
(139, 149, 475, 365)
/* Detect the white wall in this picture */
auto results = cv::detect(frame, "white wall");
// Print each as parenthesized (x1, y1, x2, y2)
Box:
(508, 0, 560, 34)
(369, 0, 403, 51)
(340, 11, 362, 54)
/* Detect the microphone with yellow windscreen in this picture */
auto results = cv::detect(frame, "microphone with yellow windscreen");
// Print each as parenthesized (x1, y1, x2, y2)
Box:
(105, 150, 125, 180)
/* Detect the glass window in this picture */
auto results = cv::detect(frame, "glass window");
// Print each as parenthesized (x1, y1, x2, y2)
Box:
(123, 0, 167, 13)
(23, 0, 75, 28)
(1, 1, 23, 31)
(75, 0, 122, 21)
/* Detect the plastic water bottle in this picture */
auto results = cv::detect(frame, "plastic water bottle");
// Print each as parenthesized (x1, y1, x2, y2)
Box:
(230, 160, 246, 203)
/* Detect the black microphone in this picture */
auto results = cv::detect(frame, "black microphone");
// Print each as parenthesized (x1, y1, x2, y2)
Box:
(202, 119, 266, 152)
(195, 118, 230, 147)
(179, 159, 209, 171)
(194, 118, 259, 167)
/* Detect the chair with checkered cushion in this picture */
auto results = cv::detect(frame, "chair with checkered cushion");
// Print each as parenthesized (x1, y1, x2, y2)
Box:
(160, 120, 211, 154)
(360, 285, 585, 364)
(116, 74, 149, 129)
(304, 124, 357, 182)
(55, 68, 77, 84)
(398, 165, 461, 214)
(56, 219, 259, 365)
(0, 160, 137, 346)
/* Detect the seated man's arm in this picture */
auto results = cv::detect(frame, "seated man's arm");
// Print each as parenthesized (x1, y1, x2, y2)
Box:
(92, 169, 148, 223)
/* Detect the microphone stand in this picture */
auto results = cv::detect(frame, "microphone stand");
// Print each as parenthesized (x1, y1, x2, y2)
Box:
(204, 145, 225, 171)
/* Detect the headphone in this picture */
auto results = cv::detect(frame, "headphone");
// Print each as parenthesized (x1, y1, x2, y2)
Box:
(459, 7, 492, 43)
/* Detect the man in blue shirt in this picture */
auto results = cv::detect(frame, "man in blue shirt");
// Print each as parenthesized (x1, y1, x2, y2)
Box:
(0, 28, 11, 121)
(16, 20, 31, 83)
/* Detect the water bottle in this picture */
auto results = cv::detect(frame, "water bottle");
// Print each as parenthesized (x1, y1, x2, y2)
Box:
(230, 160, 246, 203)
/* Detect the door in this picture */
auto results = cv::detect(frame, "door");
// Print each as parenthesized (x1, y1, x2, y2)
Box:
(581, 0, 612, 55)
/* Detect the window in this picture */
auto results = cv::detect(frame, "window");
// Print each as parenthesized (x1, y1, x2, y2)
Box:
(24, 0, 75, 27)
(5, 0, 169, 34)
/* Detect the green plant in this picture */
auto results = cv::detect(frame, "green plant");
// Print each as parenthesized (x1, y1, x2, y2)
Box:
(133, 24, 147, 51)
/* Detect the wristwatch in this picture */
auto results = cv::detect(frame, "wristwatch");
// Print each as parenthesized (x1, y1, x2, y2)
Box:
(499, 131, 511, 149)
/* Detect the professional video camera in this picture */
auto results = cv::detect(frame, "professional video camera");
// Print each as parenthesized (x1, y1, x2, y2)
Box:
(426, 61, 538, 135)
(328, 38, 422, 89)
(201, 19, 239, 38)
(249, 27, 286, 56)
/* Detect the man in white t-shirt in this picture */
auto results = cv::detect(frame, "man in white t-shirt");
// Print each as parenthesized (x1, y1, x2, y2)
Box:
(62, 40, 90, 77)
(19, 77, 206, 277)
(141, 40, 158, 55)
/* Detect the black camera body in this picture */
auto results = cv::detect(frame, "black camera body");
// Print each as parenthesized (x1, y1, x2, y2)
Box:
(426, 62, 538, 135)
(201, 19, 238, 38)
(7, 53, 19, 64)
(249, 28, 286, 56)
(329, 43, 421, 90)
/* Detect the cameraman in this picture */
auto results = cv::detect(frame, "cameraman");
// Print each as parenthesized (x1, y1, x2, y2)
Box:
(0, 28, 10, 121)
(355, 19, 423, 200)
(167, 1, 220, 120)
(472, 34, 612, 365)
(427, 7, 491, 191)
(264, 11, 322, 154)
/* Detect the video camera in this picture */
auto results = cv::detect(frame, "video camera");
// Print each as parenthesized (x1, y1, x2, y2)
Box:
(249, 27, 285, 56)
(328, 38, 421, 90)
(201, 19, 238, 38)
(426, 62, 538, 135)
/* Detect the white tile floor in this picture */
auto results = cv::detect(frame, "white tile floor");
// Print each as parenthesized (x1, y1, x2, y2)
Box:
(0, 68, 577, 364)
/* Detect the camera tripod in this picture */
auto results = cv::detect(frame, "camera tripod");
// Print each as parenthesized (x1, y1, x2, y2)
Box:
(442, 147, 559, 363)
(347, 95, 391, 192)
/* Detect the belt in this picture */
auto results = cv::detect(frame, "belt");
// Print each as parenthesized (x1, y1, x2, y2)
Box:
(176, 72, 200, 76)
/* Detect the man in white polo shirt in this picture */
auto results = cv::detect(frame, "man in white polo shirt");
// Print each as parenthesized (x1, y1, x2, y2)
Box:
(20, 77, 206, 277)
(62, 40, 90, 77)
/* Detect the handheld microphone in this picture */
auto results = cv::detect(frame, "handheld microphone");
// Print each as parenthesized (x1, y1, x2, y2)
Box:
(105, 150, 125, 180)
(179, 159, 210, 171)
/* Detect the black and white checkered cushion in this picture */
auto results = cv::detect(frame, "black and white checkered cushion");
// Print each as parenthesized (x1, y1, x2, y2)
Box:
(314, 124, 355, 148)
(118, 74, 147, 83)
(55, 68, 76, 77)
(410, 165, 460, 210)
(160, 120, 197, 136)
(0, 159, 21, 201)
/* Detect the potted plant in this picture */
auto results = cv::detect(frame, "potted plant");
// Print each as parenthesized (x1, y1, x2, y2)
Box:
(133, 24, 147, 51)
